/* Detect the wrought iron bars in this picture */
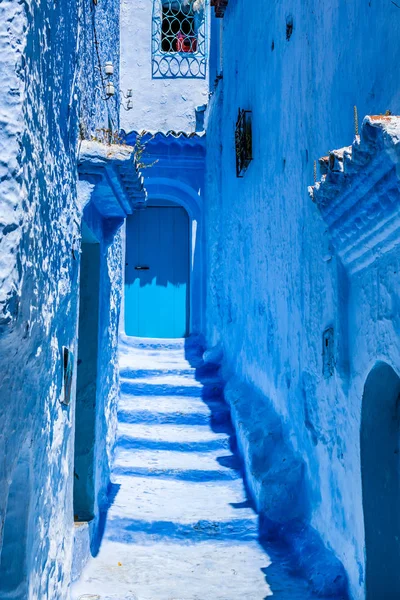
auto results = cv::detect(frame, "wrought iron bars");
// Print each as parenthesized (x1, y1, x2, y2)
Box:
(235, 109, 253, 177)
(152, 0, 207, 78)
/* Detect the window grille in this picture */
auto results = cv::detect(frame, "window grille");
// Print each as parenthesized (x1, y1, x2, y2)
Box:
(235, 109, 253, 177)
(152, 0, 207, 78)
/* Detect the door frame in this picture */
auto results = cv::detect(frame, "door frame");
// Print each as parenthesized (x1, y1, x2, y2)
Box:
(361, 360, 400, 599)
(121, 181, 204, 338)
(125, 203, 191, 338)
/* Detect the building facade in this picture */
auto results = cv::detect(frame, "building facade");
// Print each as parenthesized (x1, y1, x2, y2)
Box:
(205, 1, 400, 598)
(0, 0, 399, 598)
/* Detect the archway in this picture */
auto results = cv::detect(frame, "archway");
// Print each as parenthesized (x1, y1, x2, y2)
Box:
(125, 177, 204, 337)
(361, 362, 400, 599)
(0, 443, 31, 599)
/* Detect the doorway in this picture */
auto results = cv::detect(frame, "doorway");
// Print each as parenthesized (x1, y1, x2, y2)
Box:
(74, 240, 101, 522)
(125, 206, 190, 338)
(361, 362, 400, 599)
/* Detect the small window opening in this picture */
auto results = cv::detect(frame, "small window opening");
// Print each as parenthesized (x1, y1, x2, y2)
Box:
(62, 346, 74, 406)
(162, 1, 197, 53)
(322, 327, 335, 378)
(286, 15, 294, 40)
(235, 109, 253, 178)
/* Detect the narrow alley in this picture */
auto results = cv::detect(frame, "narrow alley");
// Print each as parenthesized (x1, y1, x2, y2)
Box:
(1, 1, 400, 598)
(71, 337, 324, 600)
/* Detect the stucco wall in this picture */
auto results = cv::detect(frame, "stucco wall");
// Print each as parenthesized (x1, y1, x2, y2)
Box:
(0, 0, 123, 596)
(0, 1, 81, 597)
(80, 0, 121, 139)
(120, 0, 210, 133)
(204, 2, 400, 598)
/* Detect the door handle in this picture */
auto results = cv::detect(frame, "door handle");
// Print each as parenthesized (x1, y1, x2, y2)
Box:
(135, 266, 150, 271)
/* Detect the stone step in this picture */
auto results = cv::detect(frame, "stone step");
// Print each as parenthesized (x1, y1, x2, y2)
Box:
(114, 448, 241, 474)
(72, 539, 271, 600)
(119, 363, 220, 382)
(113, 451, 241, 482)
(116, 422, 230, 445)
(103, 516, 259, 544)
(120, 379, 224, 399)
(107, 475, 254, 524)
(117, 406, 232, 429)
(118, 394, 227, 416)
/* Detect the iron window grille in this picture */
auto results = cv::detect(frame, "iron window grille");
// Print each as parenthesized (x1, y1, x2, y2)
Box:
(152, 0, 207, 78)
(211, 0, 228, 17)
(235, 109, 253, 177)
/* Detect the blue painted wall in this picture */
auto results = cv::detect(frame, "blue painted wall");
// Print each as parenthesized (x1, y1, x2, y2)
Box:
(0, 0, 124, 595)
(204, 1, 400, 598)
(79, 0, 121, 139)
(0, 0, 81, 597)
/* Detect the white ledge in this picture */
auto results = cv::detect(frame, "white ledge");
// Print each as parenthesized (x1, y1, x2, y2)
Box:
(78, 140, 147, 218)
(309, 116, 400, 273)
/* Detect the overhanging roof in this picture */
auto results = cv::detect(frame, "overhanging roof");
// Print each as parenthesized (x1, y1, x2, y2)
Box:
(78, 140, 147, 218)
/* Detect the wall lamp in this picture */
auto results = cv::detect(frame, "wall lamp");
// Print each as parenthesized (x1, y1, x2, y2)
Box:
(104, 61, 114, 77)
(120, 89, 133, 110)
(106, 81, 115, 97)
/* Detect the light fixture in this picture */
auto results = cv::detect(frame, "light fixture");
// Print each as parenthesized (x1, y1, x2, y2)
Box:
(104, 61, 114, 76)
(106, 81, 115, 97)
(126, 89, 133, 98)
(126, 99, 133, 110)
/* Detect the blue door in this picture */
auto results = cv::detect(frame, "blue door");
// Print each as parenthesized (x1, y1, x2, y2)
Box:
(125, 207, 190, 338)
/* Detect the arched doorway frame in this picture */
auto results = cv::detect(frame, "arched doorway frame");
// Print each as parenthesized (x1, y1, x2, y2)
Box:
(133, 177, 204, 337)
(360, 359, 400, 599)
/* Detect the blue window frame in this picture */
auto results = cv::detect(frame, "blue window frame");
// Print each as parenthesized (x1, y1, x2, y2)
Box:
(152, 0, 207, 79)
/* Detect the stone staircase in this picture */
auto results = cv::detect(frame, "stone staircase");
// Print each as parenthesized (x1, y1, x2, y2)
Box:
(71, 337, 328, 600)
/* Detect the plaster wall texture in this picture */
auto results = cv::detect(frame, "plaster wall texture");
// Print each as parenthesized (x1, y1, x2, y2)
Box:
(79, 0, 121, 139)
(0, 1, 81, 597)
(204, 2, 400, 598)
(0, 0, 123, 597)
(120, 0, 210, 134)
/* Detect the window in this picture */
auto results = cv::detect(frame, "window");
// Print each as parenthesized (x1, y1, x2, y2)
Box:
(162, 3, 197, 53)
(152, 0, 207, 78)
(322, 327, 335, 378)
(235, 109, 253, 177)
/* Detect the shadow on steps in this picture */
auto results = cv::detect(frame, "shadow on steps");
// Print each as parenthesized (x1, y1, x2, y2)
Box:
(184, 337, 349, 600)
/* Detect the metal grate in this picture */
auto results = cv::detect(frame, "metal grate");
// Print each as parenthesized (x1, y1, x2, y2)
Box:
(235, 109, 253, 177)
(152, 0, 207, 78)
